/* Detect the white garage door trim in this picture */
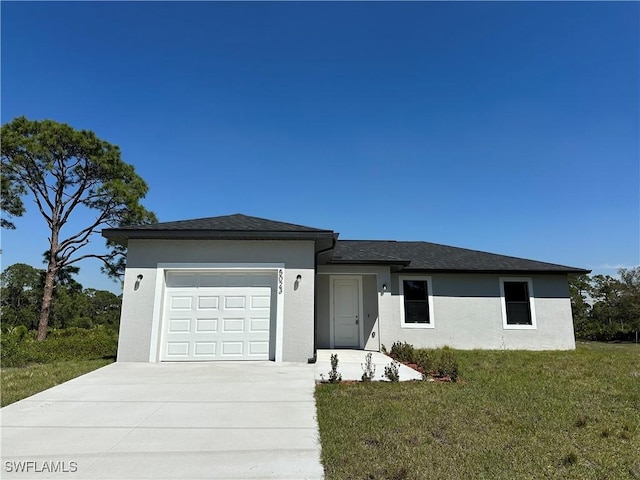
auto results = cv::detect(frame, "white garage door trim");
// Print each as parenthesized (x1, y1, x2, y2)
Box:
(150, 263, 285, 362)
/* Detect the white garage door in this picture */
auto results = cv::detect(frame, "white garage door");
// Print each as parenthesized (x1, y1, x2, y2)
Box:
(161, 271, 274, 361)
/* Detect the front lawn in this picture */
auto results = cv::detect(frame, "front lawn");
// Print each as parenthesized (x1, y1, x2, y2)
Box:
(315, 343, 640, 479)
(0, 326, 118, 407)
(1, 359, 113, 407)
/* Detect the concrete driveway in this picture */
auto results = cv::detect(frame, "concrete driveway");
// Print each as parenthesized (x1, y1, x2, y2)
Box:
(1, 362, 324, 479)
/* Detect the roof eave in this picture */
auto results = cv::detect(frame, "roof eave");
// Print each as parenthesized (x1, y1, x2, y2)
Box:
(328, 259, 412, 267)
(101, 229, 336, 249)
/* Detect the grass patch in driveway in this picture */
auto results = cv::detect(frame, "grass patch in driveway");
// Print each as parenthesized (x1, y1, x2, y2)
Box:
(1, 359, 113, 407)
(315, 343, 640, 480)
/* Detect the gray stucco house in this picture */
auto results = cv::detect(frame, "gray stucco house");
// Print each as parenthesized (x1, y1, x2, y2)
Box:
(102, 214, 589, 363)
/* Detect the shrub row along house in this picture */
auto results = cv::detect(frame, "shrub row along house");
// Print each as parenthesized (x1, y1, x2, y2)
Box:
(102, 214, 589, 363)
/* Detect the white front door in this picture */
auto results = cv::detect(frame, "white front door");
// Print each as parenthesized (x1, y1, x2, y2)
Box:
(332, 277, 361, 348)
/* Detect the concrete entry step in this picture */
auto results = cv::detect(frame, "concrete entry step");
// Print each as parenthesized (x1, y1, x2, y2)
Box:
(314, 349, 423, 382)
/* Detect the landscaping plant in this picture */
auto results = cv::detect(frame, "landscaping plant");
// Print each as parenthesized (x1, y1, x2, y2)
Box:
(434, 346, 459, 381)
(414, 349, 434, 379)
(389, 341, 415, 363)
(361, 352, 376, 382)
(328, 353, 342, 383)
(384, 360, 400, 382)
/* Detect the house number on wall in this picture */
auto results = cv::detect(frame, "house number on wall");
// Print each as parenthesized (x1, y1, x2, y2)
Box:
(278, 269, 283, 294)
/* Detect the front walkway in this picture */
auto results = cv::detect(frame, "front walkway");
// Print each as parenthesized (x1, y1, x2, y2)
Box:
(314, 349, 423, 382)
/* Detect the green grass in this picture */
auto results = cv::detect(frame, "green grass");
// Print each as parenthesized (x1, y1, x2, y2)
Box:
(315, 343, 640, 480)
(1, 358, 113, 407)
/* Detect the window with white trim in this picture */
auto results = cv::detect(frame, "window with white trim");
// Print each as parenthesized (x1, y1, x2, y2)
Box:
(399, 276, 434, 328)
(500, 277, 537, 329)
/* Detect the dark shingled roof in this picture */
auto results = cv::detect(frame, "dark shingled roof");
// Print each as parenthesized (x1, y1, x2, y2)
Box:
(330, 240, 589, 274)
(109, 213, 331, 233)
(102, 214, 589, 274)
(103, 214, 333, 239)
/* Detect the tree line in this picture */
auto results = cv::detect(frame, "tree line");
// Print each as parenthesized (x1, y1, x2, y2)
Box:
(570, 267, 640, 342)
(1, 263, 121, 332)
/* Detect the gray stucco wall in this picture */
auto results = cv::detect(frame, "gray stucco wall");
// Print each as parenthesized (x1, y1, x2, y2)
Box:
(117, 239, 316, 363)
(314, 269, 575, 351)
(380, 273, 575, 350)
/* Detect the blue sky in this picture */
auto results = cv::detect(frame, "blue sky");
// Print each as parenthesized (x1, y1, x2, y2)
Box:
(2, 1, 638, 293)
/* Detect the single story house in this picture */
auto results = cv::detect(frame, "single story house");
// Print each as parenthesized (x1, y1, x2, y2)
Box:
(102, 214, 589, 363)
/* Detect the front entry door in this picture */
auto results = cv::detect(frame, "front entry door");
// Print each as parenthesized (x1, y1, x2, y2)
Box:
(332, 277, 361, 348)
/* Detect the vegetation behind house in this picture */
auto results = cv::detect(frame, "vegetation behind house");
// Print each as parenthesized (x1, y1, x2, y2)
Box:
(570, 267, 640, 342)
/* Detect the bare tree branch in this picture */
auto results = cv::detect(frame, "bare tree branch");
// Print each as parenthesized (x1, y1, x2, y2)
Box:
(59, 162, 92, 223)
(57, 209, 111, 252)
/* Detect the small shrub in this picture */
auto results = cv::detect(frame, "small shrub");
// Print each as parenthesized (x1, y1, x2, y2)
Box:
(361, 352, 376, 382)
(384, 361, 400, 382)
(574, 414, 588, 428)
(389, 341, 415, 363)
(328, 353, 342, 383)
(414, 350, 433, 378)
(435, 346, 459, 382)
(410, 346, 460, 382)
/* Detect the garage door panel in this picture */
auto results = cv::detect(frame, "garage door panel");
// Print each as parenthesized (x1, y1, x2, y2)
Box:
(249, 341, 269, 355)
(197, 296, 219, 310)
(222, 318, 245, 332)
(166, 342, 190, 356)
(224, 296, 246, 309)
(194, 342, 216, 356)
(221, 342, 244, 356)
(251, 295, 270, 309)
(162, 272, 273, 361)
(250, 318, 270, 332)
(195, 318, 218, 332)
(168, 318, 191, 333)
(170, 296, 192, 310)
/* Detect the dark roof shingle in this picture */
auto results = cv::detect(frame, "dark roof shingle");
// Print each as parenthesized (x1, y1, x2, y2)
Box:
(102, 213, 335, 245)
(110, 213, 331, 233)
(331, 240, 589, 274)
(102, 213, 589, 274)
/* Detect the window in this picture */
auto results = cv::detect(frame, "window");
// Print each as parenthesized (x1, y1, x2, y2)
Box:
(500, 278, 536, 329)
(400, 276, 434, 328)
